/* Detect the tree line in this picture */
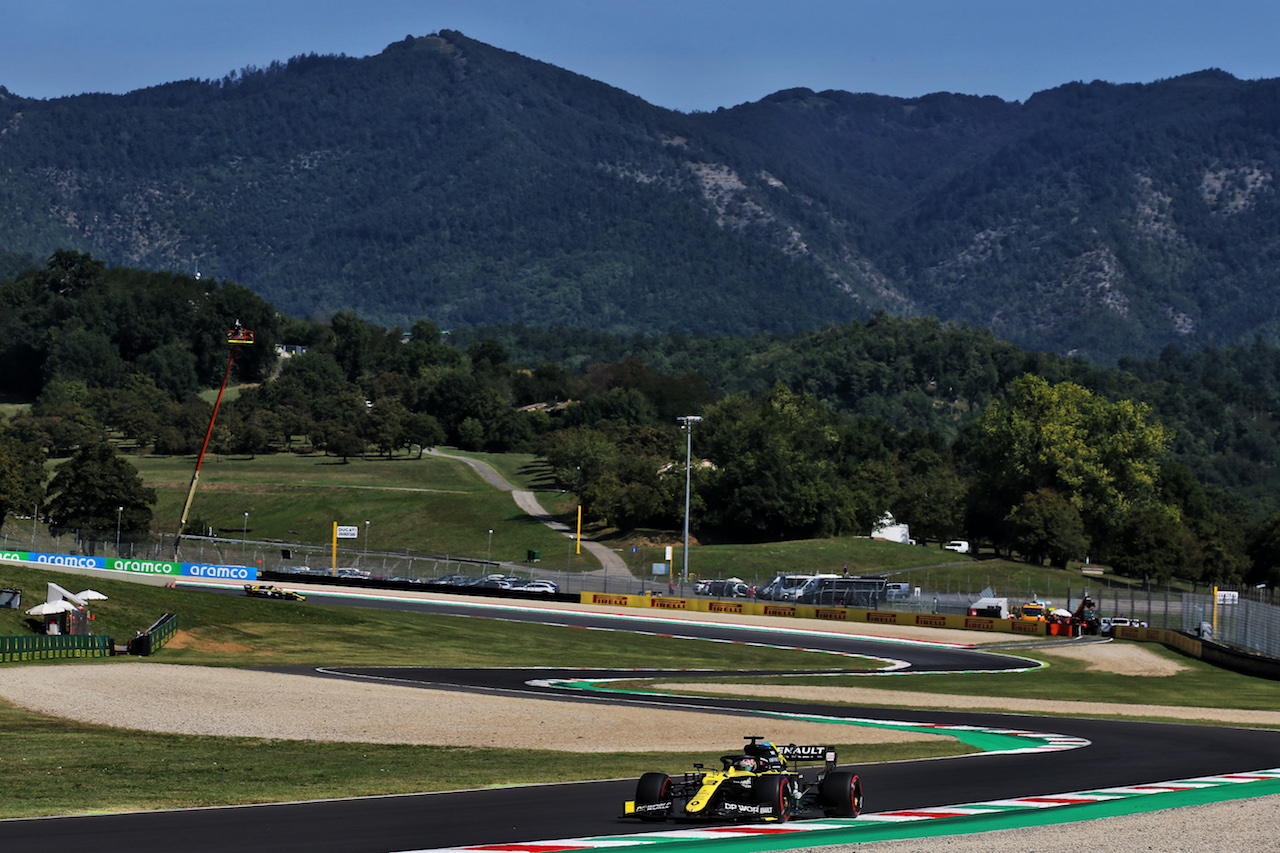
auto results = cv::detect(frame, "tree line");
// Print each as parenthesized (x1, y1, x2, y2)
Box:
(3, 252, 1280, 586)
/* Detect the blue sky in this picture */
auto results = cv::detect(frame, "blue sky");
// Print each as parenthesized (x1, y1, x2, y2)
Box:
(3, 1, 1280, 111)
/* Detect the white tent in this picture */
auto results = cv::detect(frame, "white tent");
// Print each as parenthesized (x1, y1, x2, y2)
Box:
(26, 582, 97, 619)
(26, 600, 78, 617)
(46, 582, 88, 607)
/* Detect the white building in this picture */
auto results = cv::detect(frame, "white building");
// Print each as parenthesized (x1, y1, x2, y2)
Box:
(871, 512, 911, 544)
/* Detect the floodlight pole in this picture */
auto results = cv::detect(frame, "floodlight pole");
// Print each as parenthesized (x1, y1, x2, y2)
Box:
(677, 415, 703, 589)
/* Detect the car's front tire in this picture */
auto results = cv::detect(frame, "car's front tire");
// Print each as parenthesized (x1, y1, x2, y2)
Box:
(635, 772, 672, 822)
(820, 771, 862, 817)
(753, 774, 788, 822)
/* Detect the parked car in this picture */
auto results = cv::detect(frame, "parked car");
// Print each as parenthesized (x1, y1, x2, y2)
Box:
(336, 568, 371, 579)
(704, 579, 751, 598)
(943, 540, 971, 554)
(1102, 615, 1137, 635)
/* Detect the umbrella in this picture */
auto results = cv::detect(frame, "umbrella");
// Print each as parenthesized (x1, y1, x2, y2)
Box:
(26, 600, 78, 617)
(76, 589, 109, 600)
(1052, 608, 1073, 617)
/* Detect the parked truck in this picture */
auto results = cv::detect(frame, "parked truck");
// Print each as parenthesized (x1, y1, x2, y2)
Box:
(1013, 600, 1052, 621)
(967, 596, 1010, 618)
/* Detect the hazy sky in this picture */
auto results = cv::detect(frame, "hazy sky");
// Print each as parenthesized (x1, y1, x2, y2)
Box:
(4, 1, 1279, 111)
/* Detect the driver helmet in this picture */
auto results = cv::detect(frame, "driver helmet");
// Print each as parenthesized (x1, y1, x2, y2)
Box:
(735, 757, 758, 772)
(756, 741, 784, 769)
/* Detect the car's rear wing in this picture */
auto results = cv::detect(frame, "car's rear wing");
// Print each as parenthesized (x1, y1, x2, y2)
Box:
(777, 744, 837, 770)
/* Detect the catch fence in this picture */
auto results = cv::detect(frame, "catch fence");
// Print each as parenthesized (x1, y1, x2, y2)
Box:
(7, 522, 1280, 661)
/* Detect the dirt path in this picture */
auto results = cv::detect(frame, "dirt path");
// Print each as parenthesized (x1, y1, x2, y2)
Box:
(428, 448, 630, 581)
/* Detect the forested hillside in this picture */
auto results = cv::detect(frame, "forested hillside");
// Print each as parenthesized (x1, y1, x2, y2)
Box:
(453, 318, 1280, 510)
(5, 254, 1280, 590)
(2, 34, 1280, 361)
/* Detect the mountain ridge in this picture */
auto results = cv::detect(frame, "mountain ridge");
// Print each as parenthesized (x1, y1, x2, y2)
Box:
(2, 31, 1278, 362)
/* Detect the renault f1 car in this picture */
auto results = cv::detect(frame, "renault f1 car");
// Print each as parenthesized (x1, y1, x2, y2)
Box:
(243, 584, 306, 601)
(623, 736, 862, 823)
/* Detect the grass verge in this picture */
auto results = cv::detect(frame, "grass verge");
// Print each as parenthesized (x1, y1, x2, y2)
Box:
(634, 642, 1280, 719)
(2, 562, 1272, 819)
(0, 696, 961, 819)
(0, 563, 953, 817)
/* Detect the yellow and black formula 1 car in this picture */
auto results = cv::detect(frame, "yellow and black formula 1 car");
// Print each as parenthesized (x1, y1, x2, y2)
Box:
(243, 584, 306, 601)
(623, 736, 862, 823)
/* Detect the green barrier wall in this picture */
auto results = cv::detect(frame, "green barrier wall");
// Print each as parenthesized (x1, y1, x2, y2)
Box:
(0, 635, 111, 663)
(148, 612, 178, 652)
(128, 613, 178, 656)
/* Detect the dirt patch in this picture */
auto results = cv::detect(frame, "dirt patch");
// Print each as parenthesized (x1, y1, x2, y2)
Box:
(1037, 640, 1188, 676)
(163, 629, 255, 654)
(0, 663, 950, 750)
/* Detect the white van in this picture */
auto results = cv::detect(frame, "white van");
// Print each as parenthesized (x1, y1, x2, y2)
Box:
(943, 540, 971, 554)
(762, 573, 838, 602)
(885, 582, 912, 599)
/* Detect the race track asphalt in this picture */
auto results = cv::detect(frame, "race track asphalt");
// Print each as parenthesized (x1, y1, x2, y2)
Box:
(3, 594, 1279, 853)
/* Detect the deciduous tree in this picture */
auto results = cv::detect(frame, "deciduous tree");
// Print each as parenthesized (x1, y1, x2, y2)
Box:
(963, 374, 1170, 553)
(46, 440, 155, 554)
(1110, 506, 1202, 584)
(1005, 488, 1089, 568)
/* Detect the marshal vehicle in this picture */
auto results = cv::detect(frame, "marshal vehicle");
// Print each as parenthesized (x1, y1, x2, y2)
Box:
(623, 737, 862, 823)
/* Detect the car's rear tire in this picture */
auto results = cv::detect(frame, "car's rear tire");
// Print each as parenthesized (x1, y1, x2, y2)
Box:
(753, 774, 788, 822)
(820, 771, 862, 817)
(635, 772, 672, 822)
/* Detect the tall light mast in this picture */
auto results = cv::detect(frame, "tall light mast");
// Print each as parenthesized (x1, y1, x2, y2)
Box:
(172, 321, 254, 559)
(677, 415, 703, 588)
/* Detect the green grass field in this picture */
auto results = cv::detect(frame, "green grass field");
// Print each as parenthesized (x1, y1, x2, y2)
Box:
(129, 451, 586, 569)
(2, 449, 1271, 819)
(0, 558, 1277, 818)
(0, 561, 955, 818)
(25, 448, 1112, 600)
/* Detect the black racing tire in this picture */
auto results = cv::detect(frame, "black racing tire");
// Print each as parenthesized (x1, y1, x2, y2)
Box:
(635, 772, 672, 822)
(820, 771, 863, 817)
(752, 774, 788, 822)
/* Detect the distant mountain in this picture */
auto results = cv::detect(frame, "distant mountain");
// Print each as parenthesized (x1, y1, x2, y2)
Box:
(3, 32, 1280, 361)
